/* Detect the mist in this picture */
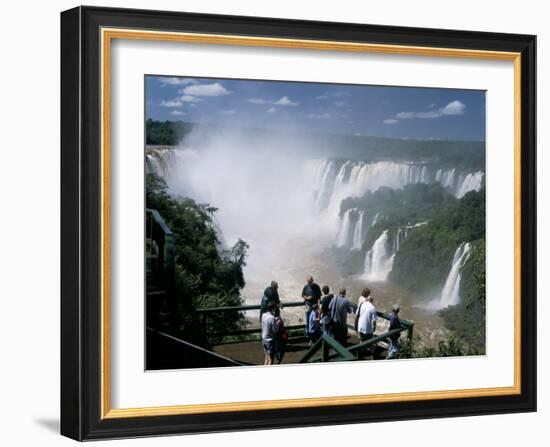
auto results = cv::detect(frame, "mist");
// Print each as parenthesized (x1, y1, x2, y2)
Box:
(163, 126, 337, 303)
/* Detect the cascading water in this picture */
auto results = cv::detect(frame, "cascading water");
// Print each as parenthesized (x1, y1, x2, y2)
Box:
(352, 211, 365, 250)
(438, 242, 472, 308)
(313, 159, 484, 220)
(456, 172, 484, 198)
(145, 148, 176, 177)
(362, 230, 396, 281)
(336, 209, 354, 248)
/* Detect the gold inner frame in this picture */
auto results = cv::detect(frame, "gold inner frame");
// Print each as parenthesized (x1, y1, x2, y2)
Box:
(100, 27, 522, 419)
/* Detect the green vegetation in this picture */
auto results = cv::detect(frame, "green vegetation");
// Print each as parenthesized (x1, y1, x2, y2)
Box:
(146, 119, 195, 145)
(323, 135, 485, 171)
(341, 184, 484, 295)
(400, 333, 483, 358)
(390, 189, 485, 295)
(339, 184, 486, 352)
(146, 173, 248, 347)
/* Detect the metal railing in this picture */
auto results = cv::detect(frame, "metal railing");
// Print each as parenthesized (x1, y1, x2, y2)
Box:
(195, 301, 306, 341)
(145, 208, 175, 295)
(195, 302, 414, 362)
(299, 335, 356, 363)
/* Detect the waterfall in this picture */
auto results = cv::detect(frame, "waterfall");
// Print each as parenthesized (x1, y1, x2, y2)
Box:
(311, 159, 484, 220)
(438, 242, 472, 308)
(456, 172, 484, 198)
(313, 160, 337, 211)
(352, 211, 365, 250)
(362, 230, 395, 281)
(336, 209, 354, 247)
(145, 148, 176, 177)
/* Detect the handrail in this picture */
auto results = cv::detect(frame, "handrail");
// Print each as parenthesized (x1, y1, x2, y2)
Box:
(196, 301, 305, 313)
(146, 327, 248, 368)
(347, 327, 406, 353)
(145, 208, 175, 294)
(299, 335, 356, 363)
(195, 301, 415, 360)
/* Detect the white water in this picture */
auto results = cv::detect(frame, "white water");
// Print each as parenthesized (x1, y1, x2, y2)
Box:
(336, 209, 354, 247)
(438, 242, 472, 308)
(456, 172, 484, 198)
(313, 159, 484, 221)
(362, 230, 396, 281)
(352, 210, 365, 250)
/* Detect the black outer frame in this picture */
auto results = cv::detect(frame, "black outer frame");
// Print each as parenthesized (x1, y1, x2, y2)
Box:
(60, 5, 536, 441)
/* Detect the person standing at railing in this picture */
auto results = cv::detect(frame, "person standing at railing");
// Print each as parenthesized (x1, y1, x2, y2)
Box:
(260, 280, 280, 324)
(261, 301, 280, 365)
(355, 293, 378, 357)
(320, 285, 334, 336)
(307, 304, 322, 344)
(328, 287, 354, 346)
(302, 275, 322, 336)
(387, 304, 401, 360)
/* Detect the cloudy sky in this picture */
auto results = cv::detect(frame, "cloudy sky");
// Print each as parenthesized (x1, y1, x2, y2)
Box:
(146, 75, 485, 141)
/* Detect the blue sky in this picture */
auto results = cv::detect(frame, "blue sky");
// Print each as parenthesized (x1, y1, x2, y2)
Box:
(146, 75, 486, 141)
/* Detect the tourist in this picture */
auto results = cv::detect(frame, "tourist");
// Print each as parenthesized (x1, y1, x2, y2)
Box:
(387, 304, 402, 360)
(328, 287, 354, 346)
(302, 275, 322, 335)
(320, 285, 334, 335)
(355, 293, 377, 342)
(307, 303, 322, 343)
(274, 314, 287, 364)
(261, 301, 280, 365)
(357, 287, 371, 308)
(260, 280, 280, 323)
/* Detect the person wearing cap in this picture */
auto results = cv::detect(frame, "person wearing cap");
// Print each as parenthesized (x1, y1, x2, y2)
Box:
(387, 304, 401, 359)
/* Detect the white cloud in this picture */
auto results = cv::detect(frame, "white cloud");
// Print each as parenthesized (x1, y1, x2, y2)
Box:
(158, 77, 197, 86)
(274, 96, 299, 106)
(160, 99, 183, 107)
(383, 118, 399, 124)
(170, 110, 185, 116)
(182, 82, 231, 97)
(315, 94, 328, 100)
(395, 112, 415, 119)
(266, 107, 277, 114)
(247, 96, 299, 106)
(247, 98, 269, 104)
(220, 109, 236, 115)
(395, 100, 466, 120)
(307, 113, 331, 119)
(440, 100, 466, 115)
(178, 95, 202, 103)
(334, 101, 346, 107)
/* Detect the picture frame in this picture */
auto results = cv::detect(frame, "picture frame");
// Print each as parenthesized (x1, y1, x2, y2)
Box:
(60, 5, 536, 441)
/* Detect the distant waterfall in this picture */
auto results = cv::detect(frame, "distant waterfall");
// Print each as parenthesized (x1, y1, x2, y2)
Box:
(352, 211, 365, 250)
(336, 209, 354, 247)
(362, 230, 395, 281)
(456, 172, 484, 198)
(145, 147, 176, 177)
(438, 243, 472, 308)
(312, 159, 484, 216)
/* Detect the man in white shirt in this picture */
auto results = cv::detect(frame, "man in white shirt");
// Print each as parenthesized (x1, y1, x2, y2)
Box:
(356, 294, 377, 342)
